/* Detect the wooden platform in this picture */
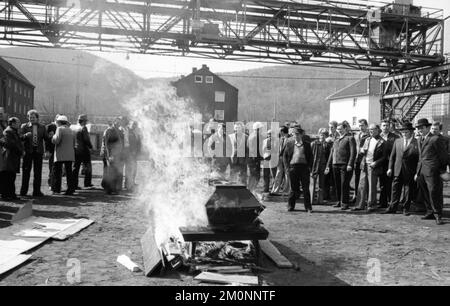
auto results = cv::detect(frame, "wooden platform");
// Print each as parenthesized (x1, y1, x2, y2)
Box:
(179, 226, 269, 265)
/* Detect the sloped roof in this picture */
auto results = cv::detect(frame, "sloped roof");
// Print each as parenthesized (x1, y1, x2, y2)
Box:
(0, 56, 35, 88)
(173, 65, 237, 90)
(327, 74, 381, 100)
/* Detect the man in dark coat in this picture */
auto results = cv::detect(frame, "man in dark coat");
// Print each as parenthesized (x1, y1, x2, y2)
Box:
(325, 121, 356, 210)
(19, 110, 48, 197)
(0, 117, 24, 200)
(101, 118, 124, 194)
(45, 114, 59, 190)
(72, 114, 93, 189)
(283, 126, 313, 213)
(383, 122, 419, 215)
(379, 119, 400, 208)
(415, 118, 448, 225)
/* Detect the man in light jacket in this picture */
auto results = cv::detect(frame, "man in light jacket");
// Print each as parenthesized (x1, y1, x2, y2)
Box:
(52, 115, 76, 195)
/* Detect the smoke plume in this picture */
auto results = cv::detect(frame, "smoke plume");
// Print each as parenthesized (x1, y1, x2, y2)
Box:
(124, 83, 214, 246)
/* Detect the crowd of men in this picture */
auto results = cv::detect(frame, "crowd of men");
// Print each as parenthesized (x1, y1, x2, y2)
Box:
(204, 118, 450, 226)
(0, 109, 142, 200)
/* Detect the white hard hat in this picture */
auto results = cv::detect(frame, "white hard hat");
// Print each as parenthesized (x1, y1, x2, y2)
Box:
(56, 115, 68, 122)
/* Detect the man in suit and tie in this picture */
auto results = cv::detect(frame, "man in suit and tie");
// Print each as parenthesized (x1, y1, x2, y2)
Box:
(379, 119, 400, 208)
(19, 110, 49, 197)
(383, 122, 419, 215)
(271, 126, 290, 194)
(415, 118, 448, 225)
(352, 124, 388, 212)
(229, 122, 248, 185)
(352, 119, 370, 203)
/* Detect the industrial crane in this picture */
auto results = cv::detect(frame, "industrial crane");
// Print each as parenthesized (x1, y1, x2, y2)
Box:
(0, 0, 448, 121)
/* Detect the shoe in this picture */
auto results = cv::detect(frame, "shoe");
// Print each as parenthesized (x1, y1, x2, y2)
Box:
(341, 205, 350, 211)
(32, 191, 44, 197)
(333, 203, 341, 208)
(20, 192, 27, 197)
(403, 210, 410, 216)
(64, 190, 75, 195)
(287, 205, 295, 212)
(350, 197, 357, 204)
(307, 209, 313, 214)
(352, 207, 364, 211)
(85, 184, 94, 188)
(52, 191, 61, 195)
(436, 217, 444, 225)
(421, 214, 435, 220)
(381, 209, 396, 215)
(367, 208, 378, 213)
(10, 196, 21, 201)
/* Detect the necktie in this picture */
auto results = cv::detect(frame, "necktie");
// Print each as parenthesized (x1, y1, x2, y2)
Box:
(32, 125, 38, 147)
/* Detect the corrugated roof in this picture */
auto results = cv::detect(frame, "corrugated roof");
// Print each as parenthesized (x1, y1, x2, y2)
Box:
(327, 74, 381, 100)
(0, 56, 35, 88)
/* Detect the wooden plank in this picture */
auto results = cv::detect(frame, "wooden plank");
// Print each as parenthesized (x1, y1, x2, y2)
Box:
(52, 219, 94, 241)
(0, 254, 32, 275)
(194, 272, 258, 285)
(179, 226, 269, 242)
(140, 227, 163, 277)
(117, 255, 141, 272)
(260, 240, 293, 268)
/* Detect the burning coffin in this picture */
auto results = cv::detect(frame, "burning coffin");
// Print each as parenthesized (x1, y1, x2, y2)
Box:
(205, 185, 265, 230)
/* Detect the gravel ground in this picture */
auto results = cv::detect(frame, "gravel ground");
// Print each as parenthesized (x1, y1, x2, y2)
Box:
(1, 161, 449, 286)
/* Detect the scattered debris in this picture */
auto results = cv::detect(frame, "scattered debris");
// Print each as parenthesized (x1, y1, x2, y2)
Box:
(260, 240, 293, 268)
(194, 271, 259, 285)
(0, 254, 33, 275)
(141, 227, 164, 276)
(117, 255, 141, 272)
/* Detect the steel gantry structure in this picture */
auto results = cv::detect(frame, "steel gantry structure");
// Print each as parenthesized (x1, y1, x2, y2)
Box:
(0, 0, 448, 121)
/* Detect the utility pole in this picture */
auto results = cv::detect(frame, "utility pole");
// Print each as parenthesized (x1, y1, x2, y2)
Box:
(75, 53, 82, 117)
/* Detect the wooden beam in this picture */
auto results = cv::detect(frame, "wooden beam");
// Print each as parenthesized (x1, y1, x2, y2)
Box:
(260, 240, 293, 268)
(194, 271, 258, 285)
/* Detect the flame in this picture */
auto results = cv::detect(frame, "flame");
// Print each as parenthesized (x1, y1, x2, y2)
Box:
(123, 83, 214, 246)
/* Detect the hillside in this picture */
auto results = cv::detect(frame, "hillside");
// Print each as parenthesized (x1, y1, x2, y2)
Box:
(219, 66, 371, 131)
(0, 47, 145, 118)
(0, 47, 374, 132)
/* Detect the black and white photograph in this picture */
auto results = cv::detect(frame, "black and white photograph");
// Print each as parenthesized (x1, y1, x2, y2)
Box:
(0, 0, 450, 292)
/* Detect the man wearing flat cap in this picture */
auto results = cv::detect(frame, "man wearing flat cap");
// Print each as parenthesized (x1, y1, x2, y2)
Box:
(414, 118, 448, 225)
(71, 114, 93, 189)
(383, 122, 419, 215)
(283, 125, 313, 213)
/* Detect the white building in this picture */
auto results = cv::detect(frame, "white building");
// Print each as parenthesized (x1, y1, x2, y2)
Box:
(327, 74, 382, 129)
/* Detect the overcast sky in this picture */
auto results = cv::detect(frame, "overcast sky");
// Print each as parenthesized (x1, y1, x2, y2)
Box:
(86, 0, 449, 78)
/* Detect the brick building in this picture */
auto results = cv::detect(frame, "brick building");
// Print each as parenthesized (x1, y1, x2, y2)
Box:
(172, 64, 238, 123)
(0, 57, 35, 121)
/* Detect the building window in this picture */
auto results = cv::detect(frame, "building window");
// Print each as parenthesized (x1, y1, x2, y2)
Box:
(215, 91, 225, 103)
(7, 96, 11, 106)
(14, 82, 17, 93)
(353, 97, 358, 107)
(206, 76, 214, 84)
(352, 117, 357, 126)
(8, 79, 11, 88)
(195, 75, 203, 83)
(19, 85, 22, 95)
(214, 110, 224, 121)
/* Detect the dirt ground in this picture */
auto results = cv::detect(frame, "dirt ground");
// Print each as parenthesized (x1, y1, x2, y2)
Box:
(1, 161, 449, 286)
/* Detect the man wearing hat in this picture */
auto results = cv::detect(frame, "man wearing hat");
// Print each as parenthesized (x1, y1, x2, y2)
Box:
(72, 114, 93, 189)
(283, 125, 313, 212)
(52, 115, 76, 195)
(383, 122, 419, 215)
(414, 118, 448, 225)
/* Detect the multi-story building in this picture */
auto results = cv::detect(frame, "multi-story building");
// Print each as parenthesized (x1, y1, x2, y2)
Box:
(327, 74, 382, 129)
(0, 57, 35, 122)
(172, 64, 238, 123)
